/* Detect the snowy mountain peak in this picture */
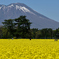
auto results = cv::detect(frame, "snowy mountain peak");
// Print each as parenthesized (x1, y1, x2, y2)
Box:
(8, 4, 14, 8)
(20, 6, 30, 12)
(15, 5, 35, 15)
(16, 5, 30, 12)
(0, 5, 6, 10)
(0, 3, 59, 29)
(16, 5, 20, 10)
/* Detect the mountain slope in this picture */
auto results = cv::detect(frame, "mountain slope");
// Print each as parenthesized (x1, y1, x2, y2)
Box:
(0, 3, 59, 29)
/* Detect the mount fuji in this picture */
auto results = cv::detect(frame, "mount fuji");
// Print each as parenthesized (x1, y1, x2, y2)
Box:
(0, 3, 59, 29)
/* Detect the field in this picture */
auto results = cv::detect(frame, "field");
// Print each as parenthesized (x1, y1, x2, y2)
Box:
(0, 39, 59, 59)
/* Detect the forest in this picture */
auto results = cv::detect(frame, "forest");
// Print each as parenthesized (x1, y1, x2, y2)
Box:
(0, 16, 59, 39)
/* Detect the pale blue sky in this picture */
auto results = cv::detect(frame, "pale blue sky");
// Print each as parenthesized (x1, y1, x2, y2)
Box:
(0, 0, 59, 22)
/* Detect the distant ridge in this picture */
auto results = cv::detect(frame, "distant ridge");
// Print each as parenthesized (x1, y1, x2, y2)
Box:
(0, 3, 59, 29)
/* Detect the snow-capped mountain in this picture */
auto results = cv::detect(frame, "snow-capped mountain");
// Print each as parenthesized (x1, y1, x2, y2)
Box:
(0, 3, 59, 29)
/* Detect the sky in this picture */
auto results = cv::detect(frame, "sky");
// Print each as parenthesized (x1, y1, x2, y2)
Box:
(0, 0, 59, 22)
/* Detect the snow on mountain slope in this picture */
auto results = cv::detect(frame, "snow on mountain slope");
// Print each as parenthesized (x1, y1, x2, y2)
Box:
(8, 4, 14, 8)
(16, 5, 29, 12)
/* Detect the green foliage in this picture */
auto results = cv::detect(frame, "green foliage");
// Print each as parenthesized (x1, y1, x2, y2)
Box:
(0, 27, 3, 38)
(2, 16, 32, 39)
(1, 15, 59, 39)
(31, 28, 38, 39)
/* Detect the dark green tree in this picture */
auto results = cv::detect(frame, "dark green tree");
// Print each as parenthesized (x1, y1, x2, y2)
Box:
(31, 28, 38, 39)
(48, 28, 53, 39)
(55, 28, 59, 39)
(35, 30, 42, 39)
(2, 16, 32, 39)
(14, 16, 32, 38)
(40, 28, 48, 39)
(0, 27, 3, 38)
(2, 19, 15, 38)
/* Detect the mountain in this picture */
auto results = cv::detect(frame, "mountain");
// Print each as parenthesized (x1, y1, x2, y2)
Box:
(0, 3, 59, 29)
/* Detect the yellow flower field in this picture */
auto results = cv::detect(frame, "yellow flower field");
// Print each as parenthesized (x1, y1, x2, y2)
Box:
(0, 39, 59, 59)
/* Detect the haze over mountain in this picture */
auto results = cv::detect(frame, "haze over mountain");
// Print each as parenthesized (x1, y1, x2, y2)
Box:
(0, 3, 59, 29)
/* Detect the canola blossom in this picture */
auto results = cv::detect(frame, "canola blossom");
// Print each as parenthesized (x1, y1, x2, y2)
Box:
(0, 39, 59, 59)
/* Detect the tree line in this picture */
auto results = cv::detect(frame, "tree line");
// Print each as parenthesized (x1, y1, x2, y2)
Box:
(0, 15, 59, 39)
